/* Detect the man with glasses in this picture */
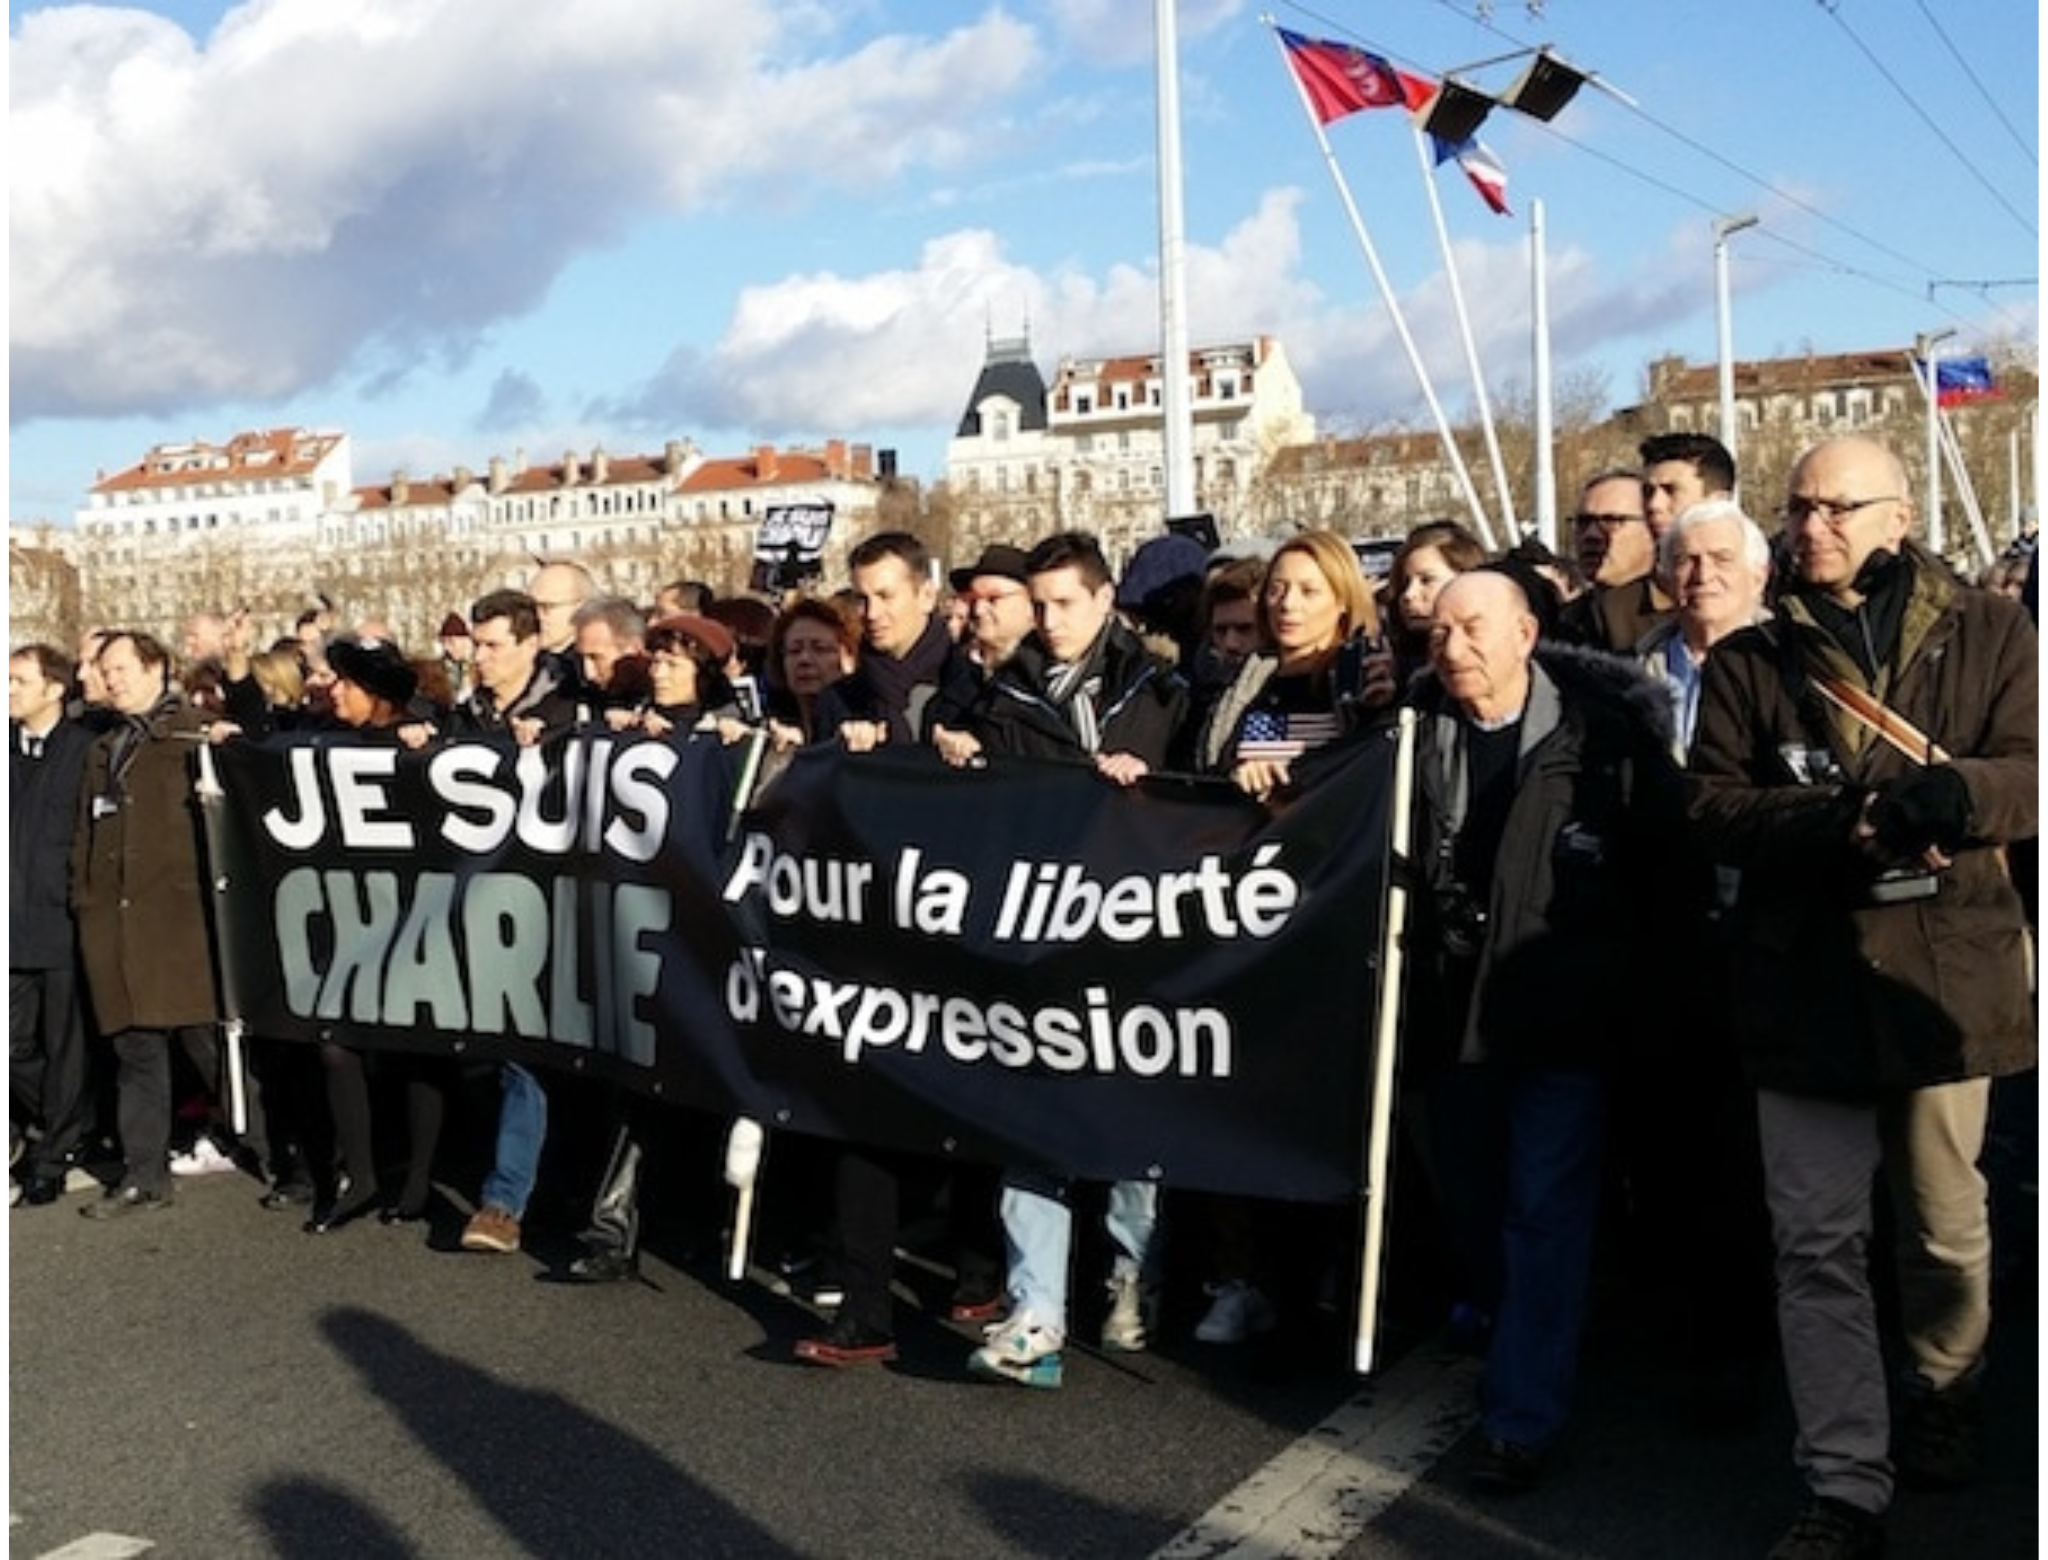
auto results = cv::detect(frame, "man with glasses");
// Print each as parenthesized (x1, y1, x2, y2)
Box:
(1689, 435, 2037, 1559)
(528, 559, 597, 703)
(928, 543, 1035, 761)
(1557, 469, 1674, 652)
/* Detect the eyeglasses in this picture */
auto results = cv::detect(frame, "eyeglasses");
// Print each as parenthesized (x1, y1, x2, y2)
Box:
(1571, 512, 1645, 532)
(1782, 495, 1898, 526)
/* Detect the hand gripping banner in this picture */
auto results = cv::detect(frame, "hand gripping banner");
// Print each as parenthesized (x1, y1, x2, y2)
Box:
(203, 726, 1401, 1203)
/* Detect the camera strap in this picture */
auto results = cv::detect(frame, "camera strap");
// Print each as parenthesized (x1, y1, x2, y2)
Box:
(1807, 673, 1949, 766)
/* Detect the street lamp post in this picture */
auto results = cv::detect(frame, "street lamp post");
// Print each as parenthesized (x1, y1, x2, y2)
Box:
(1714, 214, 1758, 472)
(1916, 328, 1957, 559)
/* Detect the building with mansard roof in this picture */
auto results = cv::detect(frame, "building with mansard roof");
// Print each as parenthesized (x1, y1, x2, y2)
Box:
(943, 332, 1314, 567)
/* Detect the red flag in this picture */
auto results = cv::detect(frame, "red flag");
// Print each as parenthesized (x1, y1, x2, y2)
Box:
(1277, 27, 1427, 123)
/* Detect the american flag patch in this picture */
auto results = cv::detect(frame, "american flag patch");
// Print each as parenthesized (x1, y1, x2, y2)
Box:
(1237, 707, 1341, 765)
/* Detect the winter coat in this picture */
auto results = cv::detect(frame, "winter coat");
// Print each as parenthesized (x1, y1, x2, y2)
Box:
(70, 695, 222, 1034)
(964, 623, 1186, 768)
(1406, 646, 1702, 1072)
(10, 718, 95, 970)
(1687, 546, 2038, 1098)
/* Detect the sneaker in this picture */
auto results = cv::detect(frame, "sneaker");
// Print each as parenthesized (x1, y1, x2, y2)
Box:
(169, 1137, 240, 1177)
(794, 1313, 897, 1367)
(1765, 1497, 1885, 1560)
(1194, 1280, 1276, 1344)
(1469, 1436, 1547, 1495)
(968, 1310, 1065, 1389)
(1894, 1376, 1982, 1488)
(1101, 1271, 1158, 1353)
(460, 1204, 522, 1253)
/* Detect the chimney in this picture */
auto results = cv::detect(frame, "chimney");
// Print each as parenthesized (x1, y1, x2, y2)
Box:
(488, 455, 508, 495)
(754, 444, 777, 481)
(452, 464, 473, 492)
(592, 447, 609, 485)
(825, 438, 847, 476)
(877, 449, 896, 480)
(391, 469, 410, 505)
(561, 451, 581, 486)
(664, 439, 684, 474)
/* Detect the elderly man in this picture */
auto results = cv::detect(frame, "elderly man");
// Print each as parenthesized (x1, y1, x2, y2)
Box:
(1409, 568, 1697, 1492)
(1639, 497, 1773, 754)
(1689, 436, 2037, 1560)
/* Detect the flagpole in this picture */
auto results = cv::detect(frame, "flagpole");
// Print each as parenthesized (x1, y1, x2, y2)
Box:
(1265, 23, 1493, 544)
(1409, 125, 1513, 547)
(1530, 198, 1557, 554)
(1155, 0, 1197, 521)
(1354, 707, 1418, 1375)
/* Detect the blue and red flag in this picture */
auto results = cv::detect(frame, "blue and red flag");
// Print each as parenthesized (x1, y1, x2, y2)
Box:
(1277, 27, 1432, 123)
(1430, 133, 1513, 216)
(1932, 356, 2001, 407)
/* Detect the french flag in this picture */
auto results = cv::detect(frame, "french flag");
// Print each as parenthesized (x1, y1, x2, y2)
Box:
(1431, 134, 1512, 216)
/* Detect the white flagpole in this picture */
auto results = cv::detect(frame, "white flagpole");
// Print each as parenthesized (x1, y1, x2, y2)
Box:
(1354, 707, 1418, 1375)
(1531, 198, 1557, 554)
(1409, 126, 1514, 546)
(1155, 0, 1197, 520)
(1266, 24, 1494, 545)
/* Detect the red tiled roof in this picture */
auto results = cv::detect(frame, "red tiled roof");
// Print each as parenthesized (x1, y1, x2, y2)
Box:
(92, 428, 343, 494)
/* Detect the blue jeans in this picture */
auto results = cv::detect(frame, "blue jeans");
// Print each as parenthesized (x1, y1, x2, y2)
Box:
(1434, 1062, 1610, 1451)
(1000, 1171, 1160, 1336)
(480, 1064, 546, 1218)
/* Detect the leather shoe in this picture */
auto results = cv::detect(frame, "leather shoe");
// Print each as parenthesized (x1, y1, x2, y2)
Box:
(19, 1173, 65, 1207)
(1469, 1436, 1547, 1494)
(260, 1181, 316, 1211)
(378, 1203, 428, 1226)
(81, 1184, 172, 1220)
(568, 1249, 640, 1284)
(794, 1314, 898, 1367)
(305, 1188, 378, 1234)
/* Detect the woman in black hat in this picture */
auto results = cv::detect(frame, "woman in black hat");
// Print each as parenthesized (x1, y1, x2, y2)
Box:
(305, 637, 457, 1234)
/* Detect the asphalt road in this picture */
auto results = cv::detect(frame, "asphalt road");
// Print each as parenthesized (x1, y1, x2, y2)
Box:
(8, 1128, 2038, 1560)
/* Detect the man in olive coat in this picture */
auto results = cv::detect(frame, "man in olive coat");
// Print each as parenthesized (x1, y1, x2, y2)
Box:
(71, 630, 224, 1217)
(1688, 435, 2037, 1559)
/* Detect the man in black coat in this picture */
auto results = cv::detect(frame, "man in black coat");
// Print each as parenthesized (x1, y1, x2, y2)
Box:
(938, 531, 1188, 1387)
(10, 645, 98, 1204)
(1407, 568, 1699, 1491)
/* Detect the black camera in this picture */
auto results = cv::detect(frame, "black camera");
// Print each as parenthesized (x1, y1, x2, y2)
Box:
(1436, 883, 1490, 960)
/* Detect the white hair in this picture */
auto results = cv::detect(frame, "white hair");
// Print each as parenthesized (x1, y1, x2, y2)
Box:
(1660, 498, 1771, 576)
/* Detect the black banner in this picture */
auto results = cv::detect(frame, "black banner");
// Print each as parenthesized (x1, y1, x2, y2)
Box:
(204, 729, 1398, 1202)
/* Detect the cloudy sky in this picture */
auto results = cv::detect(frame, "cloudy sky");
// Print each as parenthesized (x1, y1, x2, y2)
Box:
(8, 0, 2039, 525)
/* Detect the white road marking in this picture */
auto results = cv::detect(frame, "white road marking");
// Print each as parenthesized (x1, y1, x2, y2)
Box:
(33, 1536, 155, 1559)
(1151, 1343, 1481, 1560)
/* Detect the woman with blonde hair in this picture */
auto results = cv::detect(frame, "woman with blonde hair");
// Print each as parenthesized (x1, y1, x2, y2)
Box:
(1188, 528, 1396, 1344)
(1193, 528, 1393, 800)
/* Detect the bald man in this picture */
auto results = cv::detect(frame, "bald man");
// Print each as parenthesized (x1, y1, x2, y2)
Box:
(1411, 567, 1700, 1494)
(1689, 434, 2037, 1556)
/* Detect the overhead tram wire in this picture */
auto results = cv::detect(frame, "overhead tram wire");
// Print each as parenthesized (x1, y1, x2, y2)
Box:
(1295, 0, 2027, 320)
(1911, 0, 2038, 169)
(1817, 0, 2036, 239)
(1276, 1, 1977, 314)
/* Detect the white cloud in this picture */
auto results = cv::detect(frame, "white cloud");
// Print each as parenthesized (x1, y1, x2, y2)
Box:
(9, 0, 1042, 424)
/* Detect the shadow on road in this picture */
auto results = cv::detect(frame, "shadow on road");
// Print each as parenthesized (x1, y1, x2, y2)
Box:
(313, 1304, 807, 1557)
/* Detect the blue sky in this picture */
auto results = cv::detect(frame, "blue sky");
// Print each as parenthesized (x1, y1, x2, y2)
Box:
(8, 0, 2039, 527)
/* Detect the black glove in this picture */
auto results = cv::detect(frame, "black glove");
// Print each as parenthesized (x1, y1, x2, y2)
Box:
(1865, 765, 1971, 858)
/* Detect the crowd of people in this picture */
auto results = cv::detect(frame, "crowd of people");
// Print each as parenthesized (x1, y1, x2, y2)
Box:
(10, 431, 2037, 1560)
